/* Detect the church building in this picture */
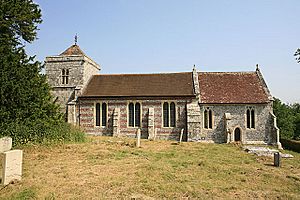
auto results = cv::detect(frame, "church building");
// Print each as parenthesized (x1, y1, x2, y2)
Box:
(45, 43, 281, 148)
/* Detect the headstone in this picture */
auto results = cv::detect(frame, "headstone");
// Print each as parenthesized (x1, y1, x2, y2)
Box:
(0, 137, 12, 153)
(136, 129, 141, 148)
(1, 150, 23, 186)
(274, 152, 281, 167)
(179, 129, 184, 143)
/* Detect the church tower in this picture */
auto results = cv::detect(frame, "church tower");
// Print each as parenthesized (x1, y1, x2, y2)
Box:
(45, 42, 100, 122)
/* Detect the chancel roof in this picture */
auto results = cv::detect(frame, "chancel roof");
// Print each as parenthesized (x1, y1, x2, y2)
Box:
(80, 72, 194, 97)
(198, 72, 270, 103)
(80, 69, 271, 103)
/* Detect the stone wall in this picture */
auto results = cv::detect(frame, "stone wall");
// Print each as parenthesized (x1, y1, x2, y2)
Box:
(78, 97, 192, 140)
(45, 55, 100, 121)
(187, 103, 277, 144)
(83, 56, 100, 86)
(45, 56, 86, 87)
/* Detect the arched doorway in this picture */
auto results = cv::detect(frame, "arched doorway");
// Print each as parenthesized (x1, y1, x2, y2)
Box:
(234, 128, 241, 142)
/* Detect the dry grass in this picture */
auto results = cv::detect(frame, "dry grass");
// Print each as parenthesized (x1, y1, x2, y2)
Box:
(1, 136, 300, 199)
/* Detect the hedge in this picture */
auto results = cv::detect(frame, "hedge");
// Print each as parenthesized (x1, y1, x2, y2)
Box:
(280, 138, 300, 153)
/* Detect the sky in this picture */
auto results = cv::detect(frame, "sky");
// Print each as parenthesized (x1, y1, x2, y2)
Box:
(27, 0, 300, 103)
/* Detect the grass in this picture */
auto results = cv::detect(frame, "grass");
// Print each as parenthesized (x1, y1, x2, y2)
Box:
(1, 136, 300, 199)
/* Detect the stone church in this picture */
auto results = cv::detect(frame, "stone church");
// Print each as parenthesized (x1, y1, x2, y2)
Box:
(45, 43, 281, 148)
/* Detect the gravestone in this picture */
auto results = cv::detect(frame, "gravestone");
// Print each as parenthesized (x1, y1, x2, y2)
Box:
(274, 152, 281, 167)
(0, 137, 12, 153)
(1, 150, 23, 185)
(136, 129, 141, 148)
(179, 129, 184, 143)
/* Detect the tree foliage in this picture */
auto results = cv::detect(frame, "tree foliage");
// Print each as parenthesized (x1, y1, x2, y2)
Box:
(0, 0, 84, 145)
(295, 48, 300, 63)
(273, 98, 300, 140)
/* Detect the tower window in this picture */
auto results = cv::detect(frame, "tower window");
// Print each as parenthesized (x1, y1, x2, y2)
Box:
(246, 107, 255, 129)
(204, 108, 213, 129)
(128, 102, 141, 127)
(62, 69, 69, 84)
(163, 102, 176, 127)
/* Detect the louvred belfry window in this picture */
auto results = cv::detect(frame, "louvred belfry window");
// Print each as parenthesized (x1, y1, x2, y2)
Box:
(62, 69, 69, 84)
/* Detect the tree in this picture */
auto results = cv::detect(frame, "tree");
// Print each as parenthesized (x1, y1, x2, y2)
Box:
(295, 48, 300, 63)
(0, 0, 84, 145)
(291, 103, 300, 139)
(273, 98, 295, 139)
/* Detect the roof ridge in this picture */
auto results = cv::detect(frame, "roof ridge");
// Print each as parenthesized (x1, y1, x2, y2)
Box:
(199, 71, 256, 74)
(94, 72, 192, 76)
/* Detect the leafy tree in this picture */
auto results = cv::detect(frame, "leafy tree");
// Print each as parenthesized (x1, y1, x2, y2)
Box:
(292, 103, 300, 139)
(273, 98, 295, 139)
(295, 48, 300, 63)
(0, 0, 84, 145)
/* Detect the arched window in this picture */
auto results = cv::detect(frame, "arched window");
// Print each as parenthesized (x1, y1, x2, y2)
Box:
(135, 103, 141, 127)
(251, 109, 255, 128)
(128, 102, 141, 127)
(204, 108, 213, 129)
(170, 102, 176, 127)
(208, 110, 212, 129)
(95, 102, 107, 127)
(95, 103, 101, 126)
(128, 103, 134, 127)
(246, 107, 255, 129)
(163, 102, 176, 127)
(246, 109, 251, 128)
(204, 110, 208, 129)
(102, 103, 107, 126)
(163, 102, 169, 127)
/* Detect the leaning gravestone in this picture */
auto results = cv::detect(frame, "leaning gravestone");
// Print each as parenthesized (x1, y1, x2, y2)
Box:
(0, 137, 23, 186)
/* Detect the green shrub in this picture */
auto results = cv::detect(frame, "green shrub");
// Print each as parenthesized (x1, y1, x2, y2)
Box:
(0, 120, 85, 146)
(280, 138, 300, 153)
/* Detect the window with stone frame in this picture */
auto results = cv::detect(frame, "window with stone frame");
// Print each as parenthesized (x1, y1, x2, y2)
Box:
(95, 102, 107, 127)
(204, 108, 213, 129)
(128, 102, 141, 127)
(163, 102, 176, 127)
(246, 107, 255, 129)
(62, 69, 69, 84)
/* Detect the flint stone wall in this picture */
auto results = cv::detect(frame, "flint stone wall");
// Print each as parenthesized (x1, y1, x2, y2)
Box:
(79, 97, 192, 140)
(187, 103, 276, 144)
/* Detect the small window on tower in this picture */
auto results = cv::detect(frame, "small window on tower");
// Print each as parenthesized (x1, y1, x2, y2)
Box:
(62, 69, 69, 85)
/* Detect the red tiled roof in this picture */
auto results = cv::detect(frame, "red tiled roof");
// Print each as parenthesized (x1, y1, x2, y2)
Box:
(198, 72, 270, 103)
(81, 72, 194, 97)
(60, 44, 85, 56)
